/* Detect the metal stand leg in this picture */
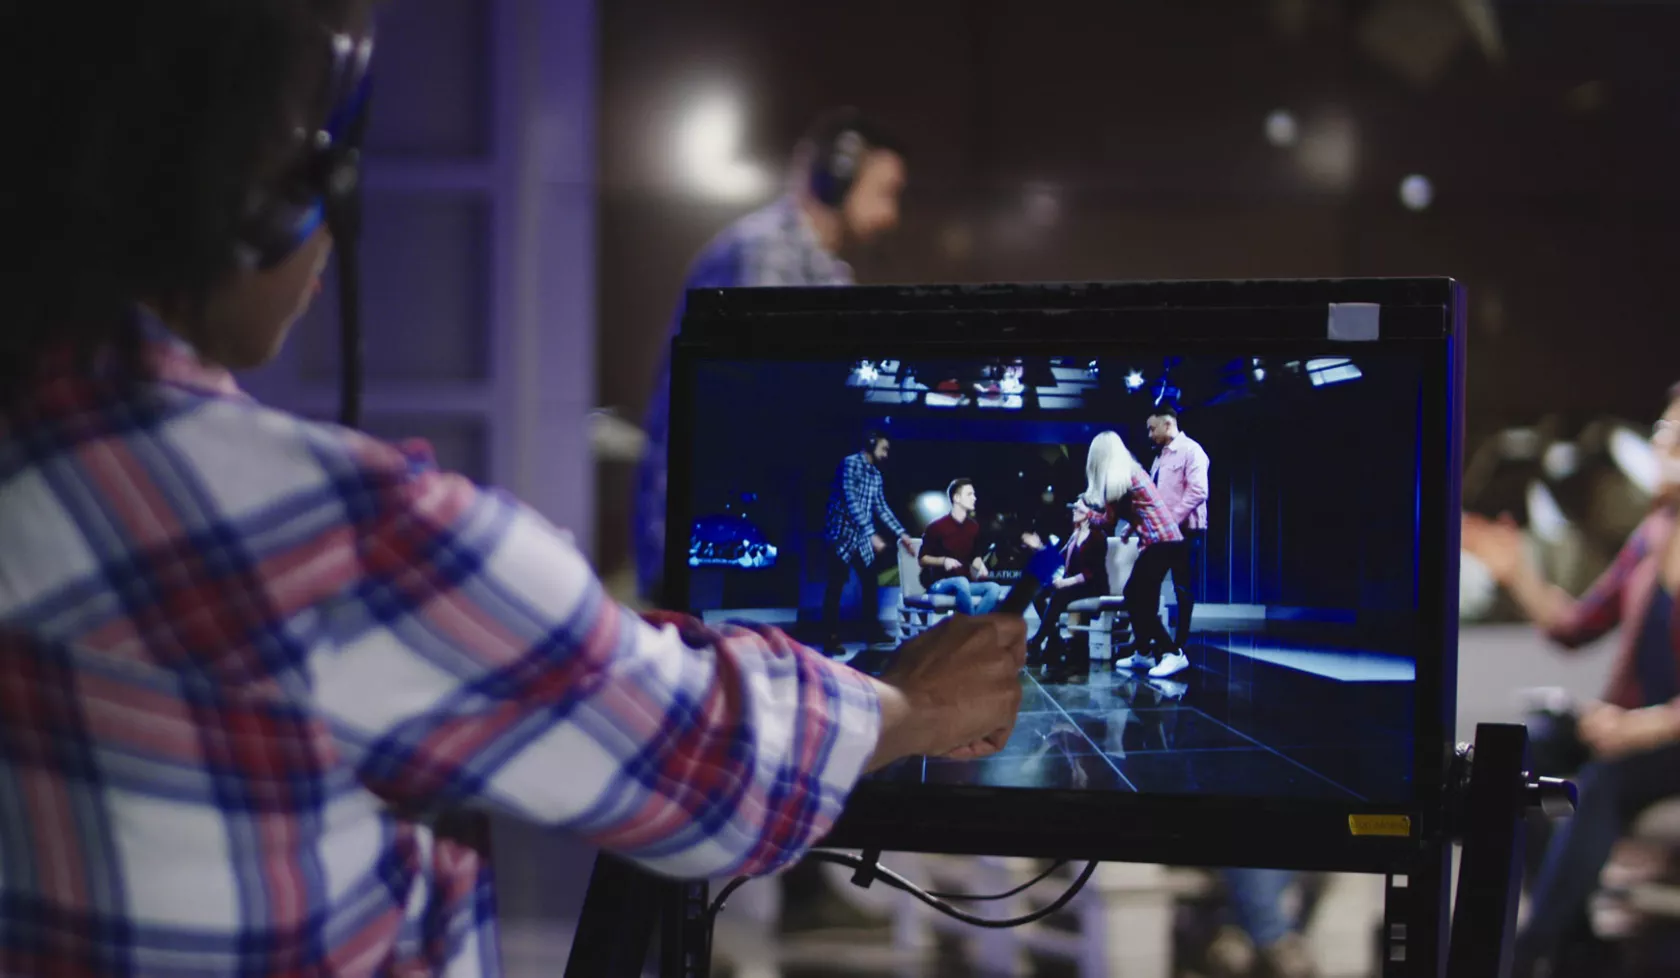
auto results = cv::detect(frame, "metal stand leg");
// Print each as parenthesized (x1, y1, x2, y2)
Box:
(1436, 722, 1575, 978)
(564, 853, 707, 978)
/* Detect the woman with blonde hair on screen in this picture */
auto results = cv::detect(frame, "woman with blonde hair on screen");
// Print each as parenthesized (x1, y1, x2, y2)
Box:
(1085, 431, 1192, 678)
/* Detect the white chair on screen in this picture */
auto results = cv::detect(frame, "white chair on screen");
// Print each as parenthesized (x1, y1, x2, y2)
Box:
(895, 538, 957, 639)
(1064, 533, 1141, 660)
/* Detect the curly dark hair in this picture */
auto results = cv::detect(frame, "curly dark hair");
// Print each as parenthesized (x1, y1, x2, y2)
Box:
(1, 0, 362, 390)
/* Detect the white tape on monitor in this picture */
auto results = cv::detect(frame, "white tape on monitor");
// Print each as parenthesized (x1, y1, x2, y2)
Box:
(1327, 302, 1381, 341)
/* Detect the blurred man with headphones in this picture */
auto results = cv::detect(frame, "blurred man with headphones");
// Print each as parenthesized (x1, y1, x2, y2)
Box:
(632, 108, 911, 942)
(635, 108, 909, 607)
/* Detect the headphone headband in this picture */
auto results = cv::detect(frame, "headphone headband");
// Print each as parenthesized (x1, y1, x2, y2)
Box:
(238, 29, 374, 270)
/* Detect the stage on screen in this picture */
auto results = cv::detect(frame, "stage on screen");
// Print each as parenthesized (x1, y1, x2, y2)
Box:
(682, 352, 1424, 806)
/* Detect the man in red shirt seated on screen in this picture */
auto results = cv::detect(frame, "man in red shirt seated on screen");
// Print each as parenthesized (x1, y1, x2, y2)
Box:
(920, 479, 1007, 615)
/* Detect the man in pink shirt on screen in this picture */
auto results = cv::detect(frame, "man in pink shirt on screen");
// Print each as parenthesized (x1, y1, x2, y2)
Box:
(1148, 408, 1209, 644)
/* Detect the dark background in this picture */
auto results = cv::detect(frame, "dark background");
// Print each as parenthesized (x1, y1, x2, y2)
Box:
(687, 354, 1422, 626)
(597, 0, 1680, 584)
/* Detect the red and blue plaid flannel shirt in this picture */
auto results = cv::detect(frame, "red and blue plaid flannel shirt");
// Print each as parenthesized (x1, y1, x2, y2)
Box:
(1105, 470, 1183, 549)
(0, 310, 880, 977)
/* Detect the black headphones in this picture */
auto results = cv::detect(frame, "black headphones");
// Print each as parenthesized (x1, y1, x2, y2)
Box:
(238, 31, 374, 272)
(864, 430, 887, 453)
(236, 29, 374, 428)
(808, 111, 872, 209)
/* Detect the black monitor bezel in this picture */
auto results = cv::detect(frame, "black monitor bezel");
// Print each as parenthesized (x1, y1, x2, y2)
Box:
(664, 278, 1464, 875)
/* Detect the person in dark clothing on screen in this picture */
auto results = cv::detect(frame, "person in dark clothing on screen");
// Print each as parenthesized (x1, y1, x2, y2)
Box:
(822, 432, 916, 654)
(921, 479, 1006, 615)
(1021, 495, 1110, 683)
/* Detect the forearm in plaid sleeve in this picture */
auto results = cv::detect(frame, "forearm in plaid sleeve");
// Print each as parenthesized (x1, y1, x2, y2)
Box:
(312, 466, 881, 879)
(1545, 518, 1647, 649)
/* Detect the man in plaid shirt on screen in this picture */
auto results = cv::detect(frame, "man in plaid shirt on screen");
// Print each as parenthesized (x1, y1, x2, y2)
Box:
(821, 433, 918, 654)
(0, 4, 1023, 976)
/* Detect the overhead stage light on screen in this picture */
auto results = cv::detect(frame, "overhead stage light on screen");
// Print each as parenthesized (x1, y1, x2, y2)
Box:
(1265, 109, 1299, 147)
(1125, 370, 1145, 391)
(1399, 174, 1434, 211)
(1306, 357, 1362, 387)
(678, 93, 769, 202)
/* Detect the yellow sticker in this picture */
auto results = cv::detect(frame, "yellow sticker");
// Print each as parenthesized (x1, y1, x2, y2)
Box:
(1348, 815, 1413, 837)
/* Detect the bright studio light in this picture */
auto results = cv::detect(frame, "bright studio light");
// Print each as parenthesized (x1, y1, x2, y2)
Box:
(1610, 426, 1658, 495)
(677, 94, 769, 202)
(1125, 371, 1146, 391)
(1265, 109, 1299, 148)
(914, 491, 950, 527)
(1024, 184, 1061, 227)
(1399, 174, 1434, 211)
(1298, 112, 1357, 190)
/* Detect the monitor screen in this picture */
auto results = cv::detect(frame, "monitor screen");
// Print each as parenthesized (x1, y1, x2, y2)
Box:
(680, 351, 1423, 806)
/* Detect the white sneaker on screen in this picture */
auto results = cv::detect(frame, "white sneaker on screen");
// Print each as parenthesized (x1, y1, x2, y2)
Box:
(1149, 651, 1190, 678)
(1114, 652, 1157, 671)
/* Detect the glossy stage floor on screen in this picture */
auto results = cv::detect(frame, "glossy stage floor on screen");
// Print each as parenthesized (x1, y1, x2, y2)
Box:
(840, 625, 1414, 804)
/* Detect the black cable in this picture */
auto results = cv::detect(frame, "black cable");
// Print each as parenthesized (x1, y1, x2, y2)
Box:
(325, 76, 370, 431)
(333, 235, 363, 428)
(704, 853, 1097, 930)
(924, 860, 1069, 902)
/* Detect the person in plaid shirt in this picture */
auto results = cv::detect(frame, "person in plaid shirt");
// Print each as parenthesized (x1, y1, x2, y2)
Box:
(0, 4, 1024, 977)
(1463, 383, 1680, 978)
(1084, 431, 1191, 678)
(634, 109, 907, 606)
(821, 434, 917, 655)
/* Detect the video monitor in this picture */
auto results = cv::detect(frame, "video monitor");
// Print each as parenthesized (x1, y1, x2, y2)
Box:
(665, 280, 1463, 871)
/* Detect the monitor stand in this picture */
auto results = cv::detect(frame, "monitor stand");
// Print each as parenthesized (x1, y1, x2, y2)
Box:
(561, 723, 1575, 978)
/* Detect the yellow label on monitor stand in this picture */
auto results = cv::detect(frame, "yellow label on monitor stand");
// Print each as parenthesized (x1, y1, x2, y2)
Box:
(1348, 815, 1413, 837)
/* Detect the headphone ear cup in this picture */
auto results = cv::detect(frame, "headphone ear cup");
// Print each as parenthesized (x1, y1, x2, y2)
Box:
(811, 129, 864, 208)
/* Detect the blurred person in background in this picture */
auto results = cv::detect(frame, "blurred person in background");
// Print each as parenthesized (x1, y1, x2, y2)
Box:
(1202, 869, 1324, 978)
(0, 4, 1023, 975)
(631, 109, 910, 940)
(1462, 382, 1680, 978)
(634, 107, 908, 607)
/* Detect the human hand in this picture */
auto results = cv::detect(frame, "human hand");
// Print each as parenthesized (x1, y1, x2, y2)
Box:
(1021, 532, 1043, 551)
(1052, 577, 1072, 590)
(1581, 701, 1680, 759)
(1461, 512, 1527, 584)
(871, 533, 888, 554)
(867, 615, 1027, 765)
(899, 534, 916, 555)
(942, 557, 963, 572)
